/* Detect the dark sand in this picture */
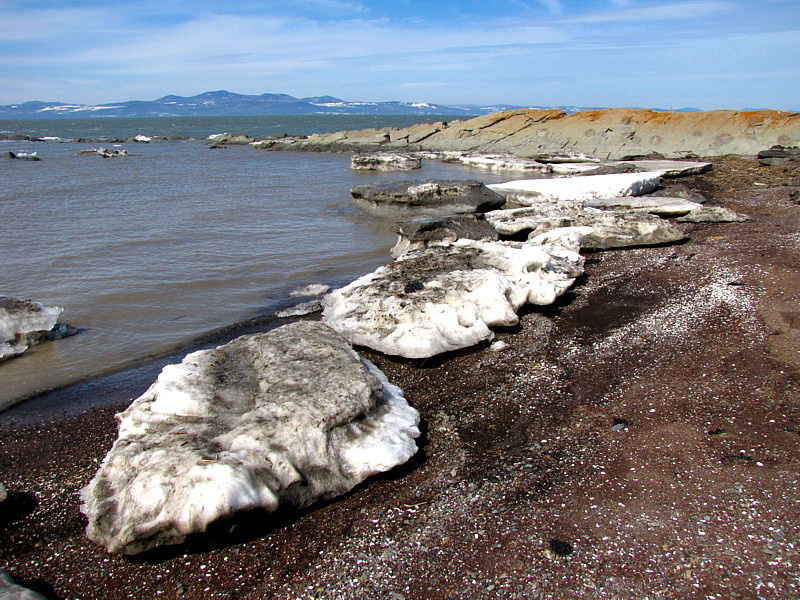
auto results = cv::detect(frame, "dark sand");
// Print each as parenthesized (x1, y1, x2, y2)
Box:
(1, 156, 799, 598)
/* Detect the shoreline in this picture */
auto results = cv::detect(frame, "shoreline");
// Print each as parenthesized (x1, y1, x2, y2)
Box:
(2, 155, 800, 597)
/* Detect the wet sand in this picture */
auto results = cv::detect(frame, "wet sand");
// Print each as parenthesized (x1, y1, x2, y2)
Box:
(1, 156, 799, 598)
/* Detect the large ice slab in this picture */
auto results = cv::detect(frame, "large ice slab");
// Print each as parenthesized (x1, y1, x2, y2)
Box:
(0, 296, 63, 361)
(81, 321, 420, 555)
(584, 196, 702, 216)
(322, 234, 587, 359)
(487, 172, 662, 205)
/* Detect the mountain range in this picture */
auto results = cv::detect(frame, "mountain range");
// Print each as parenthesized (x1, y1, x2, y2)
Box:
(0, 90, 703, 120)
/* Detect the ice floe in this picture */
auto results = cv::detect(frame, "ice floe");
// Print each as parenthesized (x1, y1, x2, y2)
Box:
(81, 321, 420, 554)
(488, 171, 663, 205)
(0, 296, 63, 361)
(322, 234, 587, 359)
(351, 153, 421, 171)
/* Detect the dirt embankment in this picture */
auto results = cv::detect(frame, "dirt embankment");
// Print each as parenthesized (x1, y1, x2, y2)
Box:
(1, 157, 800, 598)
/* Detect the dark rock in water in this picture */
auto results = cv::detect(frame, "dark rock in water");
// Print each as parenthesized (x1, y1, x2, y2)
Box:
(0, 133, 40, 141)
(80, 321, 420, 554)
(650, 184, 707, 204)
(391, 214, 500, 257)
(351, 180, 505, 214)
(1, 150, 41, 161)
(207, 133, 254, 146)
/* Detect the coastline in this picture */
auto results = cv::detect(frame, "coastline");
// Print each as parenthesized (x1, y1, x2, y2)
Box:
(2, 155, 799, 597)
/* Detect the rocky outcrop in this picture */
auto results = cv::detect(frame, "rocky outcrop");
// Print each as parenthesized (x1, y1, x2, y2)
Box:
(677, 206, 749, 223)
(207, 133, 255, 147)
(81, 321, 420, 555)
(0, 296, 73, 361)
(391, 214, 500, 258)
(351, 153, 421, 171)
(256, 109, 800, 160)
(79, 147, 128, 158)
(322, 233, 587, 359)
(351, 180, 505, 214)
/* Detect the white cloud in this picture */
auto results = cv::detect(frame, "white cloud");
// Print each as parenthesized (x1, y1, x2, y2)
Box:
(562, 1, 730, 24)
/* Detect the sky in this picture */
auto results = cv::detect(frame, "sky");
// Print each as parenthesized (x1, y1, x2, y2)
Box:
(0, 0, 798, 110)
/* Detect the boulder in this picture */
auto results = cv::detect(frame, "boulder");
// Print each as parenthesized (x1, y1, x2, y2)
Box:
(81, 321, 420, 555)
(351, 153, 421, 171)
(677, 206, 749, 223)
(391, 214, 500, 258)
(0, 296, 66, 361)
(207, 133, 254, 146)
(1, 151, 40, 161)
(351, 180, 505, 214)
(486, 206, 687, 250)
(649, 184, 707, 204)
(322, 233, 587, 359)
(488, 172, 663, 205)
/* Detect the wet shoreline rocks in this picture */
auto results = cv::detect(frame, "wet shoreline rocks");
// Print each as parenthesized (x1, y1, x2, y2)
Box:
(81, 321, 420, 555)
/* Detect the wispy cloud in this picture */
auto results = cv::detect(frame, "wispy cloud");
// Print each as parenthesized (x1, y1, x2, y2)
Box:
(561, 1, 730, 24)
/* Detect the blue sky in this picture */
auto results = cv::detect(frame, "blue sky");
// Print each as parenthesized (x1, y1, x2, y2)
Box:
(1, 0, 798, 110)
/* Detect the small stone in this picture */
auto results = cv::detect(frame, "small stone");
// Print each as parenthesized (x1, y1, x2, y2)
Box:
(549, 539, 574, 556)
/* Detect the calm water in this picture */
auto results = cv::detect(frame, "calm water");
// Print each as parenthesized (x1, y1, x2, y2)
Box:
(0, 116, 513, 412)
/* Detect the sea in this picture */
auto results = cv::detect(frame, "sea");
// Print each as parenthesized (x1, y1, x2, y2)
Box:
(0, 115, 521, 423)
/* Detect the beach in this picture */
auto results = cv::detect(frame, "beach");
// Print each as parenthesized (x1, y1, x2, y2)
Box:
(2, 154, 799, 597)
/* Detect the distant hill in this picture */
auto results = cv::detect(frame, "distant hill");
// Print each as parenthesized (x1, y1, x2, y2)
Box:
(0, 91, 736, 120)
(0, 91, 519, 119)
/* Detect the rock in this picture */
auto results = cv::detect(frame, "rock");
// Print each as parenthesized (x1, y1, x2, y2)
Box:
(490, 341, 508, 352)
(486, 206, 687, 250)
(487, 172, 662, 206)
(207, 133, 254, 146)
(351, 180, 505, 214)
(614, 160, 713, 177)
(759, 157, 789, 167)
(0, 296, 65, 361)
(322, 233, 587, 359)
(0, 482, 6, 503)
(81, 321, 420, 554)
(584, 196, 702, 217)
(79, 147, 127, 158)
(275, 300, 323, 318)
(650, 184, 707, 204)
(391, 214, 499, 258)
(677, 206, 749, 223)
(1, 151, 40, 161)
(351, 153, 421, 171)
(0, 570, 45, 599)
(757, 146, 800, 160)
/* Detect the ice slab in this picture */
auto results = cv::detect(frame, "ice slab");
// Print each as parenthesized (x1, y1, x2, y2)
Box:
(81, 321, 420, 554)
(487, 172, 662, 205)
(322, 234, 588, 359)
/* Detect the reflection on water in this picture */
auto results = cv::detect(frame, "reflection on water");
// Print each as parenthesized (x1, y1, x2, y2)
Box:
(0, 138, 516, 410)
